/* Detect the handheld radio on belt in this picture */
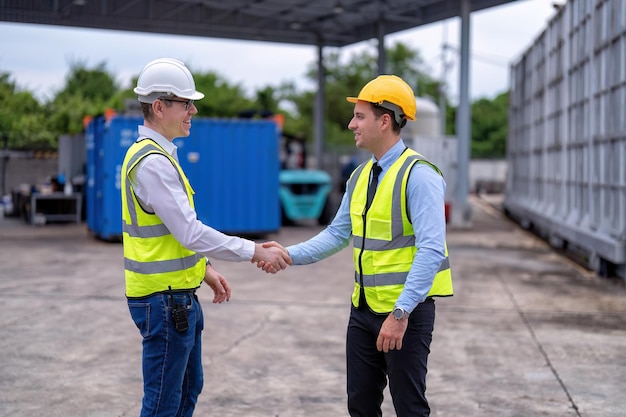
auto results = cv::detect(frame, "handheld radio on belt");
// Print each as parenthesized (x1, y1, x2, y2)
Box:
(168, 286, 189, 332)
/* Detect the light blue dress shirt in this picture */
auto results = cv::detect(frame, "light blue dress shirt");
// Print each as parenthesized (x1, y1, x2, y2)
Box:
(286, 139, 447, 313)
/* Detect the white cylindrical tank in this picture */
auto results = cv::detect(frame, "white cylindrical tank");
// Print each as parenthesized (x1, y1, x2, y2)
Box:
(403, 96, 440, 138)
(401, 97, 455, 224)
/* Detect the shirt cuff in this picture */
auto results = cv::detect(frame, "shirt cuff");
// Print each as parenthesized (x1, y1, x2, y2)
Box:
(242, 239, 256, 261)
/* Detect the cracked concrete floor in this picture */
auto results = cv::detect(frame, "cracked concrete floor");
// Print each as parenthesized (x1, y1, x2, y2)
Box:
(1, 195, 625, 417)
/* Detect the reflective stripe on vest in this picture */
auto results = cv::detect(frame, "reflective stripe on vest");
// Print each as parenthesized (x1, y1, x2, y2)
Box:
(121, 139, 205, 297)
(347, 149, 453, 313)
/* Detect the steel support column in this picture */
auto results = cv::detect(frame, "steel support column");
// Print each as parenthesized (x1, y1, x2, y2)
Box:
(314, 39, 326, 169)
(452, 0, 472, 227)
(377, 19, 386, 74)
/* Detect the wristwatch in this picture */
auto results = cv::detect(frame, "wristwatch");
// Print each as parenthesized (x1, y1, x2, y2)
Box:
(392, 307, 410, 320)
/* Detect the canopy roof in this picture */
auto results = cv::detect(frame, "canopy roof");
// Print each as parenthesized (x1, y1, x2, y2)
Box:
(2, 0, 516, 47)
(1, 0, 522, 227)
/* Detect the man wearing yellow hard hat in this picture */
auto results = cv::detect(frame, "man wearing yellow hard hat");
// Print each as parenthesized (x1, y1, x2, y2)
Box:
(279, 74, 453, 416)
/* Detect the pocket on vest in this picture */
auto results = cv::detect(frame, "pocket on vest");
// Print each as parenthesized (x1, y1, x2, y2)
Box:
(372, 248, 412, 270)
(368, 217, 392, 240)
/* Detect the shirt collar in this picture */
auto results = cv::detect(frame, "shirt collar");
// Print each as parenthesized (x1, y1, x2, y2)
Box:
(137, 125, 177, 157)
(371, 139, 407, 172)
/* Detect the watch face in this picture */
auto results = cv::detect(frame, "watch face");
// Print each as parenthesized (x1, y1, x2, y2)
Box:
(393, 308, 403, 319)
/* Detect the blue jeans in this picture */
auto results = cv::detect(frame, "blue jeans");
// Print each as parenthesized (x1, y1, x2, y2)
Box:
(128, 290, 204, 417)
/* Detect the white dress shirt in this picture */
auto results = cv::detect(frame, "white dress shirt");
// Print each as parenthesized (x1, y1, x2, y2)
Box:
(128, 125, 255, 262)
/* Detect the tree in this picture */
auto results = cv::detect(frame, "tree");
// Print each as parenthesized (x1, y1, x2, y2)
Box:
(0, 72, 54, 149)
(192, 72, 256, 118)
(281, 41, 449, 148)
(0, 47, 510, 157)
(470, 92, 508, 158)
(55, 61, 118, 102)
(47, 61, 119, 137)
(255, 86, 280, 114)
(386, 42, 442, 100)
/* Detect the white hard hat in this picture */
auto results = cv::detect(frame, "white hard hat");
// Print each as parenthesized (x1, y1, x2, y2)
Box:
(134, 58, 205, 103)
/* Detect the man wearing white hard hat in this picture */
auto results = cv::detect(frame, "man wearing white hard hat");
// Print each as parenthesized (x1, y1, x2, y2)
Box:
(271, 75, 454, 416)
(121, 58, 292, 417)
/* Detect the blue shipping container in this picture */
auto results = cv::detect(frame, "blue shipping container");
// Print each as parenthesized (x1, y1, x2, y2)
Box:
(86, 116, 280, 240)
(86, 116, 140, 240)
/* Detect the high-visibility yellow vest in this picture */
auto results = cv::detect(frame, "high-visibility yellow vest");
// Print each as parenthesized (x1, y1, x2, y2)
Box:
(348, 149, 453, 313)
(121, 139, 205, 298)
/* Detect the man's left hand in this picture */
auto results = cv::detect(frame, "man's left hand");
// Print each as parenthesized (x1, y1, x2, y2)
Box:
(203, 265, 231, 303)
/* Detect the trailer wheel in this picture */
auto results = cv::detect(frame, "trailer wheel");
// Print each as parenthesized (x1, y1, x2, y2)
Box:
(318, 196, 333, 225)
(280, 204, 294, 226)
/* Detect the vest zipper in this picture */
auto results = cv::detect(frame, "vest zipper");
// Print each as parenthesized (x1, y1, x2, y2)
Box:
(357, 206, 370, 308)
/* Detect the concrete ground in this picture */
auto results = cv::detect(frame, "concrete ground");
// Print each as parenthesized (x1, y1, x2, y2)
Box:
(1, 195, 625, 417)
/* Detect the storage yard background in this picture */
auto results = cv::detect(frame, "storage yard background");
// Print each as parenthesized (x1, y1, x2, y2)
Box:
(1, 0, 624, 282)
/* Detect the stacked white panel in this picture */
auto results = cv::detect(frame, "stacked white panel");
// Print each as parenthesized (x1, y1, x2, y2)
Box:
(504, 0, 626, 278)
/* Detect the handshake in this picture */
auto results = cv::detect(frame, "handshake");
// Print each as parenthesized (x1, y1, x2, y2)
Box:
(204, 241, 291, 304)
(252, 241, 292, 273)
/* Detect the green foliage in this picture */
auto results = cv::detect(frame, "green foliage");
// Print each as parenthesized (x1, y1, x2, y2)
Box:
(470, 92, 508, 158)
(55, 61, 118, 102)
(386, 42, 441, 99)
(323, 50, 374, 144)
(0, 43, 509, 158)
(255, 86, 280, 113)
(48, 61, 120, 136)
(0, 72, 55, 149)
(47, 94, 101, 136)
(284, 41, 453, 147)
(444, 105, 456, 136)
(272, 81, 310, 138)
(192, 72, 256, 118)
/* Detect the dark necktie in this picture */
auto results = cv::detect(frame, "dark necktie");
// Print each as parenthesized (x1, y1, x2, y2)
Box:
(365, 163, 382, 212)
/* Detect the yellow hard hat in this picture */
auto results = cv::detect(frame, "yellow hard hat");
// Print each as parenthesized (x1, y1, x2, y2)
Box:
(346, 75, 417, 125)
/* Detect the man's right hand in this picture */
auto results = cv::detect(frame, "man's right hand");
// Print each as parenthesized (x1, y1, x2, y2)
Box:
(252, 241, 292, 273)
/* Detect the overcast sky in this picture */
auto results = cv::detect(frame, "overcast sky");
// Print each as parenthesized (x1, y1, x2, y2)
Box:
(0, 0, 557, 103)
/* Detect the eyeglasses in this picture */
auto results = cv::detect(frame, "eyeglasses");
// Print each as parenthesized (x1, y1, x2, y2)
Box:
(159, 97, 194, 111)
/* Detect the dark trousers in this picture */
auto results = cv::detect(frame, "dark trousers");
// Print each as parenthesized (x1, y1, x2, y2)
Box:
(346, 298, 435, 417)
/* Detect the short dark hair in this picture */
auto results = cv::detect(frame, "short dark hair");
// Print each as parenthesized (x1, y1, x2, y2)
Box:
(370, 103, 402, 134)
(140, 99, 173, 121)
(140, 102, 152, 119)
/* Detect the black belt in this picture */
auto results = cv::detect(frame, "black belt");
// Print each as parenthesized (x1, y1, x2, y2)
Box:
(127, 286, 199, 300)
(168, 287, 197, 294)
